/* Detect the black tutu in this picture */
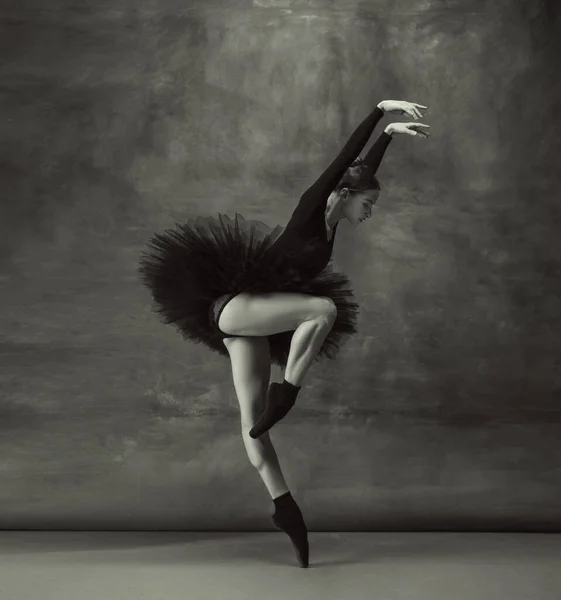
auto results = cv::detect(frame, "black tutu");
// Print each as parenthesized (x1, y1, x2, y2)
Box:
(137, 212, 359, 368)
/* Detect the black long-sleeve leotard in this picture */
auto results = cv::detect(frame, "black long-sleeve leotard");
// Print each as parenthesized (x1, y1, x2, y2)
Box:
(267, 106, 392, 277)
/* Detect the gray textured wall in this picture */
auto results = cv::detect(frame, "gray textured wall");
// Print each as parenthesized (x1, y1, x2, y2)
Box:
(1, 0, 560, 530)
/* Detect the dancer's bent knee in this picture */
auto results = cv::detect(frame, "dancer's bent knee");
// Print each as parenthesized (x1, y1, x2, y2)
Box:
(316, 297, 337, 323)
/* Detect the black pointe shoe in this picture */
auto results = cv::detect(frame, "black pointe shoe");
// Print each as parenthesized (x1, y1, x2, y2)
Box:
(249, 381, 298, 439)
(272, 508, 309, 568)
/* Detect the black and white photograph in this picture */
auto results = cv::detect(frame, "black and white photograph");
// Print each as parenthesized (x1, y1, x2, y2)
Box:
(1, 0, 560, 598)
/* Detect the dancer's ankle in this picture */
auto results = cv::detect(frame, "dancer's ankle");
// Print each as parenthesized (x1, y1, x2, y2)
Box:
(280, 378, 301, 396)
(273, 490, 296, 508)
(282, 376, 301, 389)
(271, 489, 291, 502)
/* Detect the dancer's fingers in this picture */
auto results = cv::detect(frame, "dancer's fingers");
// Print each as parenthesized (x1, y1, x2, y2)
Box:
(408, 123, 430, 137)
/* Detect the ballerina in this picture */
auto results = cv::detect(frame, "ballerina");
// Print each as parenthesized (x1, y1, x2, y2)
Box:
(138, 98, 429, 567)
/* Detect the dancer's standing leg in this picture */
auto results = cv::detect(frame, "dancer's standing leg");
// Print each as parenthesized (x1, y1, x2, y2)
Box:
(223, 335, 309, 567)
(223, 336, 288, 498)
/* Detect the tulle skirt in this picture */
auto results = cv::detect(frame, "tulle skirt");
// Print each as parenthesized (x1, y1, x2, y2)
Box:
(137, 212, 359, 367)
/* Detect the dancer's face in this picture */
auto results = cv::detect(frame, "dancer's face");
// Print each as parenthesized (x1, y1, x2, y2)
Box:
(341, 188, 379, 226)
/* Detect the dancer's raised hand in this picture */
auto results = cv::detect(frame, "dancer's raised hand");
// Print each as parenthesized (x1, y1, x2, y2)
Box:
(378, 100, 427, 120)
(386, 122, 431, 138)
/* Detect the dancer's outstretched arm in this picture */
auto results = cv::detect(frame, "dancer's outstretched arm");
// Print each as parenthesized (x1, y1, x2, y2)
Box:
(362, 126, 393, 174)
(363, 99, 429, 171)
(287, 103, 389, 226)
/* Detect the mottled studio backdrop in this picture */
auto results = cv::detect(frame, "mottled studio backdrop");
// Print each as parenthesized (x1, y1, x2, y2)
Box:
(1, 0, 560, 530)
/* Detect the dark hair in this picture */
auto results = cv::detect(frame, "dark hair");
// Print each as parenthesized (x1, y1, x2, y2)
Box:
(335, 157, 381, 192)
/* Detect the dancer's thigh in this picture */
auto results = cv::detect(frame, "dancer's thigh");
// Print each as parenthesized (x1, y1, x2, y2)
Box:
(223, 336, 271, 428)
(218, 291, 336, 337)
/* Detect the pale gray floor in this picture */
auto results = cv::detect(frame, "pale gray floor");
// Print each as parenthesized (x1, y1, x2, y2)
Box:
(0, 532, 560, 600)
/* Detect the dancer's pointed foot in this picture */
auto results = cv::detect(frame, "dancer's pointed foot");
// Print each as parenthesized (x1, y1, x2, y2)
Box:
(272, 492, 309, 568)
(249, 380, 300, 439)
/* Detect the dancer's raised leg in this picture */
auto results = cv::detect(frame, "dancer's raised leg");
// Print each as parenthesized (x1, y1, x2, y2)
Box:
(218, 292, 337, 437)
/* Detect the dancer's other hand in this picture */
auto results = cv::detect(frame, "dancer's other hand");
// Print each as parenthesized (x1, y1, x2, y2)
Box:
(385, 122, 431, 138)
(378, 100, 427, 119)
